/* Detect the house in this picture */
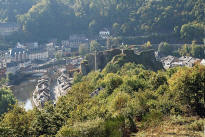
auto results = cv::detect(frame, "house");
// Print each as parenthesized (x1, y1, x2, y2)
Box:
(5, 47, 28, 63)
(178, 56, 200, 67)
(19, 60, 31, 71)
(69, 35, 89, 52)
(200, 59, 205, 66)
(160, 56, 200, 69)
(160, 55, 177, 69)
(61, 40, 69, 47)
(28, 44, 49, 61)
(0, 22, 19, 36)
(66, 64, 75, 73)
(99, 28, 110, 39)
(46, 42, 56, 58)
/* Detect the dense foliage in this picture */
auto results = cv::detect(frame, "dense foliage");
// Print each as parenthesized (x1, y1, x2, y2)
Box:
(0, 87, 15, 115)
(0, 0, 204, 43)
(179, 41, 205, 59)
(0, 63, 204, 136)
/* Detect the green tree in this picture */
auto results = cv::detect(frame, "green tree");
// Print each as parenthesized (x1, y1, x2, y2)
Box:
(112, 23, 120, 36)
(0, 87, 15, 115)
(180, 23, 205, 42)
(102, 63, 120, 74)
(79, 43, 89, 55)
(0, 105, 32, 136)
(101, 73, 123, 95)
(158, 42, 172, 55)
(90, 40, 101, 52)
(169, 65, 205, 116)
(179, 44, 191, 56)
(190, 41, 205, 58)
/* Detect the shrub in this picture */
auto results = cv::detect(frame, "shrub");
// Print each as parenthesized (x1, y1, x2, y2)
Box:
(56, 118, 105, 137)
(168, 65, 205, 116)
(56, 118, 124, 137)
(188, 119, 204, 131)
(101, 73, 123, 95)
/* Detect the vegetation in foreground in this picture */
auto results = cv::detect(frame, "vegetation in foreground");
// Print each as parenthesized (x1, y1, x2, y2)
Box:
(0, 62, 204, 136)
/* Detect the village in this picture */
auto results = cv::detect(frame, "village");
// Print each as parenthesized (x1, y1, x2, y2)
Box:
(0, 22, 205, 108)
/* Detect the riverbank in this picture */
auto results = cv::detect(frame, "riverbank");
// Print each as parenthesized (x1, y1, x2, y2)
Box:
(10, 74, 42, 110)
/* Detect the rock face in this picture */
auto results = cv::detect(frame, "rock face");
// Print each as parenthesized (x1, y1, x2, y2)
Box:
(80, 49, 121, 75)
(111, 49, 163, 71)
(80, 49, 163, 75)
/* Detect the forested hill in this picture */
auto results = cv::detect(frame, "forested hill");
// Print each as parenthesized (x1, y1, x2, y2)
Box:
(1, 0, 205, 42)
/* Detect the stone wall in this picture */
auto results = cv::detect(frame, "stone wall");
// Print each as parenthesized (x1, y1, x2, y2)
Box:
(80, 49, 121, 74)
(80, 49, 163, 75)
(111, 49, 163, 71)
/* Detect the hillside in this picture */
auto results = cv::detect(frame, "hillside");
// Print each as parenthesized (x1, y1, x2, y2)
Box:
(0, 0, 204, 43)
(0, 63, 204, 136)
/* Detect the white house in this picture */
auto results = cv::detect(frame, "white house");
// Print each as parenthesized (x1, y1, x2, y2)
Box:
(5, 48, 28, 63)
(99, 28, 110, 39)
(28, 50, 49, 61)
(61, 40, 69, 47)
(28, 44, 49, 60)
(200, 59, 205, 66)
(46, 42, 56, 58)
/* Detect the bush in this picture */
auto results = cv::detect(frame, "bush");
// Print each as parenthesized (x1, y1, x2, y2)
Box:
(101, 73, 123, 95)
(0, 88, 16, 115)
(102, 63, 120, 74)
(188, 119, 204, 131)
(56, 118, 105, 137)
(168, 65, 205, 116)
(56, 118, 124, 137)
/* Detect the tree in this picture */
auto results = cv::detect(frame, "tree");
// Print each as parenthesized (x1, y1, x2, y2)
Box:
(89, 20, 98, 35)
(90, 40, 101, 52)
(158, 42, 172, 56)
(144, 41, 152, 48)
(179, 44, 191, 56)
(0, 87, 16, 115)
(101, 73, 123, 95)
(168, 65, 205, 116)
(190, 41, 205, 58)
(112, 23, 120, 36)
(180, 23, 205, 42)
(79, 43, 89, 55)
(0, 105, 32, 136)
(102, 63, 120, 74)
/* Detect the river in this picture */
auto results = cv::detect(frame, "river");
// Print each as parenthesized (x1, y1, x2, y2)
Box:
(10, 75, 40, 111)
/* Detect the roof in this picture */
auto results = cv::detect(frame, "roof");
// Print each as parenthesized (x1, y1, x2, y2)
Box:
(178, 56, 192, 62)
(100, 28, 110, 32)
(9, 48, 27, 56)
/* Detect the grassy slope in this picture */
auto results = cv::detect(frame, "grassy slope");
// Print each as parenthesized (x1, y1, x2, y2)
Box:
(132, 116, 205, 137)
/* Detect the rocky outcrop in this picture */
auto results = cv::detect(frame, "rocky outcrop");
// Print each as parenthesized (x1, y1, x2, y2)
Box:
(80, 49, 163, 75)
(80, 49, 121, 74)
(111, 49, 163, 71)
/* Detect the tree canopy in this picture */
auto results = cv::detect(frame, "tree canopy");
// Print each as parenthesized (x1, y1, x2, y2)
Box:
(0, 0, 204, 42)
(0, 63, 204, 136)
(0, 87, 15, 115)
